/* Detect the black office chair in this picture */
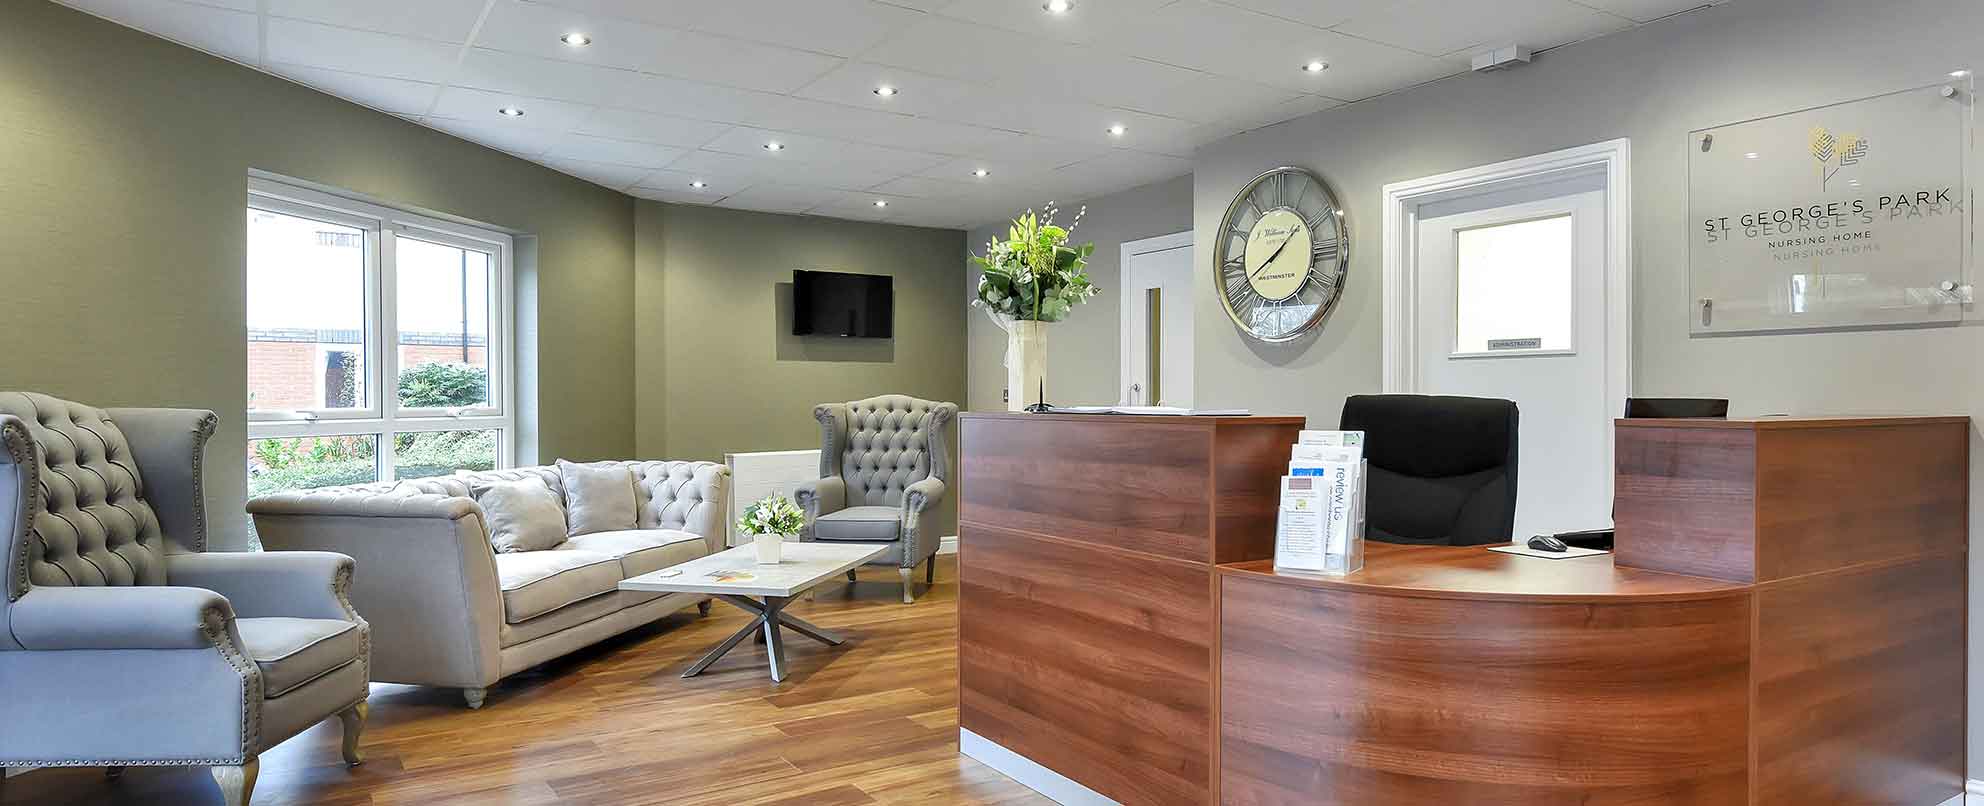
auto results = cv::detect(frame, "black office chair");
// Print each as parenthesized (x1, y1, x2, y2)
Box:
(1625, 397, 1729, 419)
(1340, 394, 1519, 546)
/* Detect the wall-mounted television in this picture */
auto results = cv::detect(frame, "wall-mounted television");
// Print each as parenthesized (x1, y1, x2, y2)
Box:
(792, 269, 893, 338)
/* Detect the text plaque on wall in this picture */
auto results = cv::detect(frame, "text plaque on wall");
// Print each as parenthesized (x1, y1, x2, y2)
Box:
(1689, 77, 1974, 335)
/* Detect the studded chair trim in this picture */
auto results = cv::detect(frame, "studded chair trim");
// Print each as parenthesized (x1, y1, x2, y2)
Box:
(0, 392, 168, 593)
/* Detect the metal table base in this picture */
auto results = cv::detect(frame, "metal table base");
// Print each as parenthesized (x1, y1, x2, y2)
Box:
(683, 594, 845, 682)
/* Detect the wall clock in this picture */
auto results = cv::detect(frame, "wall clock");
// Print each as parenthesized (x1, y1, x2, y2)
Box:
(1213, 166, 1349, 343)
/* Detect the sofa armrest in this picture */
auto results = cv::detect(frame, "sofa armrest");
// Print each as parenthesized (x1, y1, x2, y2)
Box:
(795, 476, 846, 541)
(900, 476, 946, 568)
(248, 488, 501, 689)
(10, 586, 237, 650)
(2, 415, 36, 604)
(166, 550, 359, 622)
(104, 407, 218, 552)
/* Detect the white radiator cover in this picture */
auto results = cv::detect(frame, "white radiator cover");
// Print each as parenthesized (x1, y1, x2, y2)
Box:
(724, 448, 822, 547)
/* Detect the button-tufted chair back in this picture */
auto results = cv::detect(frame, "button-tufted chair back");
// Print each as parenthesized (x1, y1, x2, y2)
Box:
(332, 460, 727, 539)
(0, 392, 173, 597)
(816, 395, 959, 508)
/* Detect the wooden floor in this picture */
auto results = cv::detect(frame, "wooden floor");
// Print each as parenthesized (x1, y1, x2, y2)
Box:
(3, 557, 1051, 806)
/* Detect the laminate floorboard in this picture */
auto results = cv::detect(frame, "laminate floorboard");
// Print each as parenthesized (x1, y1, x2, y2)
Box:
(3, 557, 1048, 806)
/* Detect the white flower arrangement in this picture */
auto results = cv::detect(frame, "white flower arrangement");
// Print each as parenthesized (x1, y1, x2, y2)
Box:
(737, 493, 804, 537)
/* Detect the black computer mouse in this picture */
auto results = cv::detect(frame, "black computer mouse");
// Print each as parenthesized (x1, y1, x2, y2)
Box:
(1526, 535, 1568, 553)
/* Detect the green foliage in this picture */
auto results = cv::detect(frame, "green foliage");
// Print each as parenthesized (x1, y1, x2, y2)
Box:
(398, 362, 489, 408)
(970, 202, 1098, 323)
(248, 430, 497, 497)
(738, 493, 804, 537)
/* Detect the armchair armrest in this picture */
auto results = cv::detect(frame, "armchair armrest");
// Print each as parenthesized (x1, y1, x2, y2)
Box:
(899, 476, 947, 567)
(795, 476, 846, 541)
(2, 415, 35, 602)
(104, 407, 218, 552)
(9, 586, 236, 650)
(166, 550, 358, 622)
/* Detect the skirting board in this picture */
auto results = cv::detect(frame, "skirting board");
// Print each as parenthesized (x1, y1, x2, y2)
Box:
(960, 728, 1118, 806)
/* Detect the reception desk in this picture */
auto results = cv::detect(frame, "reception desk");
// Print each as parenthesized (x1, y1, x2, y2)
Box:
(958, 413, 1967, 806)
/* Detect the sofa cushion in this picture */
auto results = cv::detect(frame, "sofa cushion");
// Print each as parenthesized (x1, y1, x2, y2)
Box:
(814, 506, 902, 542)
(472, 476, 568, 553)
(234, 616, 362, 698)
(560, 529, 708, 578)
(558, 460, 638, 537)
(493, 550, 620, 623)
(499, 588, 625, 648)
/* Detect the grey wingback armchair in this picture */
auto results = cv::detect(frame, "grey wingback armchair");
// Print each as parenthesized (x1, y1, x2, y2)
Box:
(0, 392, 368, 806)
(796, 395, 957, 604)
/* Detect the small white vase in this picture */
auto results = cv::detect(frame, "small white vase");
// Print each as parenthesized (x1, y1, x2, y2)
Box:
(753, 533, 784, 564)
(1005, 320, 1049, 412)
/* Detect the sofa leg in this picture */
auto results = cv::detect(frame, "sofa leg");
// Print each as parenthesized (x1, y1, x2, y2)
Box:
(463, 687, 487, 710)
(926, 558, 936, 585)
(211, 759, 258, 806)
(846, 570, 857, 582)
(338, 702, 368, 766)
(697, 598, 713, 617)
(900, 567, 916, 604)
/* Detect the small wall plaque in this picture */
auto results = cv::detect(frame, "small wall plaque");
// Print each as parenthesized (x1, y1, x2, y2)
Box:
(1486, 337, 1543, 350)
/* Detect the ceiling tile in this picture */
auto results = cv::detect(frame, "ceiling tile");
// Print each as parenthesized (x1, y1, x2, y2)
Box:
(516, 0, 717, 29)
(718, 183, 848, 214)
(431, 87, 594, 130)
(453, 47, 641, 105)
(267, 17, 464, 81)
(266, 0, 487, 43)
(1570, 0, 1721, 23)
(1333, 0, 1631, 57)
(691, 0, 927, 57)
(1208, 0, 1368, 29)
(543, 134, 688, 168)
(808, 189, 912, 222)
(478, 2, 846, 93)
(632, 169, 749, 198)
(540, 157, 657, 190)
(1095, 1, 1457, 98)
(62, 0, 259, 65)
(699, 127, 950, 174)
(1039, 149, 1194, 198)
(573, 107, 732, 148)
(418, 115, 564, 158)
(267, 64, 442, 115)
(665, 150, 901, 190)
(628, 186, 731, 205)
(871, 175, 981, 200)
(933, 0, 1170, 45)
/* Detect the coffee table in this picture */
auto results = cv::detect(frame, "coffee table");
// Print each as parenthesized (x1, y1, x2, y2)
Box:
(620, 541, 888, 682)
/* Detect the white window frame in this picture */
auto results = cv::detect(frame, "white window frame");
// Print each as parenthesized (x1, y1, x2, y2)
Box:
(247, 177, 516, 479)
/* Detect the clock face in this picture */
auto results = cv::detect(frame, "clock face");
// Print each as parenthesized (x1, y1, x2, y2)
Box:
(1214, 167, 1348, 343)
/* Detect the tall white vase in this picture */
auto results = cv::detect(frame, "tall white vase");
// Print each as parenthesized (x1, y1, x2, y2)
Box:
(1006, 320, 1048, 412)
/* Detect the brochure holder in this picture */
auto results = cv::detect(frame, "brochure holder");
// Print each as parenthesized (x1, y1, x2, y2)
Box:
(1273, 459, 1366, 576)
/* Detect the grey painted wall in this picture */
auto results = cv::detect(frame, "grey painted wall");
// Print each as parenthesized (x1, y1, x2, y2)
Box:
(0, 1, 637, 549)
(965, 174, 1194, 412)
(636, 201, 967, 538)
(1184, 0, 1984, 773)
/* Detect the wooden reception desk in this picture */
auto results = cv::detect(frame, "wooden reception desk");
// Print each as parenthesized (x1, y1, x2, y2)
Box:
(958, 413, 1968, 806)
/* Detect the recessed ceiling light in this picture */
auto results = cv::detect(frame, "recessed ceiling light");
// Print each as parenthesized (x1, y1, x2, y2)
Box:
(874, 199, 889, 208)
(497, 106, 525, 117)
(560, 32, 592, 47)
(1744, 151, 1759, 159)
(1044, 0, 1073, 14)
(764, 141, 784, 151)
(873, 85, 898, 97)
(1106, 124, 1126, 137)
(972, 168, 990, 178)
(1953, 69, 1972, 78)
(690, 180, 708, 189)
(1302, 60, 1329, 73)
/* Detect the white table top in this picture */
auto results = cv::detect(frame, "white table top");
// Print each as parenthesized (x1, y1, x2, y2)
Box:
(619, 541, 889, 598)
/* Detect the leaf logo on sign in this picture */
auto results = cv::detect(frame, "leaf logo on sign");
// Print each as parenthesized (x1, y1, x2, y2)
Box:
(1809, 126, 1869, 189)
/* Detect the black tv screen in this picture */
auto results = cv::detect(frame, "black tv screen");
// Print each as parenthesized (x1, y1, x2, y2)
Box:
(793, 270, 893, 338)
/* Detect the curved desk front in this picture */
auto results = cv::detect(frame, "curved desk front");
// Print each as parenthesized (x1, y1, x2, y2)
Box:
(1218, 541, 1963, 805)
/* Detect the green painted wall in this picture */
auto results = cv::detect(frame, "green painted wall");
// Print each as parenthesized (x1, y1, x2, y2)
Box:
(0, 2, 637, 549)
(636, 201, 967, 537)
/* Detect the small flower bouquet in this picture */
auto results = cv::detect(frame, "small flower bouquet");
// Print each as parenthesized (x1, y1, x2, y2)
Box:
(737, 493, 803, 564)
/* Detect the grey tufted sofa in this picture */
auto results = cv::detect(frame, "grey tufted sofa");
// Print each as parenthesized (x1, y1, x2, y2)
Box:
(796, 394, 957, 604)
(0, 392, 369, 806)
(249, 460, 727, 708)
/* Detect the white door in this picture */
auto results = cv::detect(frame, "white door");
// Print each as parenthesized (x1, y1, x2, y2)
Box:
(1120, 233, 1194, 407)
(1412, 171, 1613, 538)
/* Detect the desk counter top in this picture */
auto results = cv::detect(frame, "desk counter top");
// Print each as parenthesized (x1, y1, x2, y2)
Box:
(1218, 542, 1748, 603)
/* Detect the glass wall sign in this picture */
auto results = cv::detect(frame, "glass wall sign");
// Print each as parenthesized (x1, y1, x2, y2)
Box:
(1689, 76, 1974, 334)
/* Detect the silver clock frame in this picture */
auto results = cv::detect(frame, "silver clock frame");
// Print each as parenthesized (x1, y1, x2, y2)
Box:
(1213, 166, 1350, 344)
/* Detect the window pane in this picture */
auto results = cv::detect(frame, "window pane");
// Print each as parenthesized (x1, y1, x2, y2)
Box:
(248, 208, 369, 411)
(1455, 215, 1574, 353)
(392, 430, 500, 480)
(396, 236, 492, 409)
(248, 435, 378, 497)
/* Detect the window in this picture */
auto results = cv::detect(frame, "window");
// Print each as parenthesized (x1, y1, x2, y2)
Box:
(1453, 214, 1574, 354)
(247, 178, 513, 497)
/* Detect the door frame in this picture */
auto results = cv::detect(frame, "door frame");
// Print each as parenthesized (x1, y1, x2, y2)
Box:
(1380, 139, 1633, 413)
(1119, 231, 1194, 405)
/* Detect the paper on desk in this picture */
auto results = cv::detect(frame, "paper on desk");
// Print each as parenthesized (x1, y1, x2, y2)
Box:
(1488, 543, 1610, 560)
